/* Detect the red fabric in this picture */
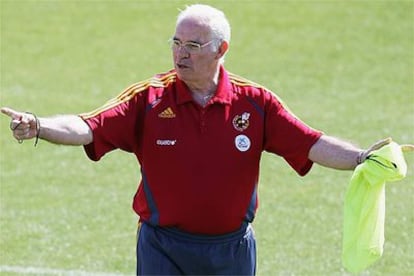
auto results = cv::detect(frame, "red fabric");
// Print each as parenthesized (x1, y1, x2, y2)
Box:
(81, 66, 322, 234)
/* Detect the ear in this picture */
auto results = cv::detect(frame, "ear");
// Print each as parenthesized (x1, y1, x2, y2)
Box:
(215, 40, 229, 60)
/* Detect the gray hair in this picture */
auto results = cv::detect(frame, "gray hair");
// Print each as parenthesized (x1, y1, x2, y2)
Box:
(176, 4, 231, 62)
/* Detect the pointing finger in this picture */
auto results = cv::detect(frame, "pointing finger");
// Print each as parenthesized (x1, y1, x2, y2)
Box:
(1, 107, 22, 120)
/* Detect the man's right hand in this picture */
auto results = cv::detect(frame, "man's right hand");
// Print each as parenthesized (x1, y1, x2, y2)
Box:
(1, 107, 39, 143)
(1, 107, 93, 146)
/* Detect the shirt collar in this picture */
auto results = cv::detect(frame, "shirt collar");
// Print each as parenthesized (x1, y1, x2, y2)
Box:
(176, 65, 232, 105)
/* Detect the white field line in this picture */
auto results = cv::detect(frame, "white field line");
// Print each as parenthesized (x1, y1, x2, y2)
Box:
(0, 265, 129, 276)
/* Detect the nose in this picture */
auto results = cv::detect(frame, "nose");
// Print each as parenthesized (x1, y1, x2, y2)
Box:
(175, 46, 190, 58)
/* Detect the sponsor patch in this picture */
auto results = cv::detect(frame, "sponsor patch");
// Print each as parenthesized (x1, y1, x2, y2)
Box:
(234, 134, 251, 152)
(156, 139, 177, 146)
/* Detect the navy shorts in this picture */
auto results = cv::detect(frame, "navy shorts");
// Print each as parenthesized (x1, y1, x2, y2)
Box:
(136, 222, 256, 275)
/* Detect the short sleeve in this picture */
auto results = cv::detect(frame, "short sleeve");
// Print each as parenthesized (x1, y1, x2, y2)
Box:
(80, 95, 144, 161)
(264, 93, 322, 176)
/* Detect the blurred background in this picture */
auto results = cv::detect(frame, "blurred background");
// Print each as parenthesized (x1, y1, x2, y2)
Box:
(1, 0, 413, 275)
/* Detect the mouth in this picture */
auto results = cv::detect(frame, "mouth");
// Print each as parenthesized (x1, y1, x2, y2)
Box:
(176, 63, 190, 70)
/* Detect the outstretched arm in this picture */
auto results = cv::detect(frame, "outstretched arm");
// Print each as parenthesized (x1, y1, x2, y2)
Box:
(308, 135, 391, 170)
(1, 107, 93, 146)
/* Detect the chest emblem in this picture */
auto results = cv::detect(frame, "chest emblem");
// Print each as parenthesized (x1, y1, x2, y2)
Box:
(232, 112, 250, 131)
(235, 134, 251, 152)
(158, 107, 176, 118)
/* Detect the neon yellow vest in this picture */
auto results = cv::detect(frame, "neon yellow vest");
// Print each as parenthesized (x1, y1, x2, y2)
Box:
(342, 142, 410, 273)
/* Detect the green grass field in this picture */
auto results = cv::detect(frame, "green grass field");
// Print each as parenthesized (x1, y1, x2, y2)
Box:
(1, 0, 413, 275)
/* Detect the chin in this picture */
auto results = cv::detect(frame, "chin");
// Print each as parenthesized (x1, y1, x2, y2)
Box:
(176, 68, 192, 81)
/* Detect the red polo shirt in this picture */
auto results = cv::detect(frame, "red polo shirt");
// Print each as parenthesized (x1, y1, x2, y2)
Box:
(81, 66, 322, 235)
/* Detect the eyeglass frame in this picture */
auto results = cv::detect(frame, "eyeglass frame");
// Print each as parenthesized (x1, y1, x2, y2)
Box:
(169, 38, 215, 53)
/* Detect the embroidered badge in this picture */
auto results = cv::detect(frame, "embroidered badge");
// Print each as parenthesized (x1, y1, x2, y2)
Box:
(232, 112, 250, 131)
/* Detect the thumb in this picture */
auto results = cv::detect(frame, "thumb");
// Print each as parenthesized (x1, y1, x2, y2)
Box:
(367, 137, 393, 152)
(1, 107, 23, 120)
(401, 144, 414, 152)
(359, 137, 393, 164)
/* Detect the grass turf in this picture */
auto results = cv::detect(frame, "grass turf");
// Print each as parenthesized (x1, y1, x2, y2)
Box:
(1, 0, 413, 275)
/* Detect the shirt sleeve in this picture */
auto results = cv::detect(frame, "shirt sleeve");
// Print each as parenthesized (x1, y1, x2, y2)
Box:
(264, 92, 323, 176)
(80, 94, 144, 161)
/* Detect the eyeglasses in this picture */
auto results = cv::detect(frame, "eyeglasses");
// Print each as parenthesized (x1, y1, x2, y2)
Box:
(169, 38, 214, 54)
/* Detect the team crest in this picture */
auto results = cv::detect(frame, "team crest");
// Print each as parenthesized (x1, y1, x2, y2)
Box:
(232, 112, 250, 131)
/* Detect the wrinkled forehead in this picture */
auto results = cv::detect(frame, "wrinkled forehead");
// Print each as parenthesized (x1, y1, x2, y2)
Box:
(174, 17, 212, 42)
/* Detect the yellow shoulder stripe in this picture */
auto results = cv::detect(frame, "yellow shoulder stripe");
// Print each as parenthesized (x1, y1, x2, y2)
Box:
(228, 72, 267, 90)
(228, 71, 295, 115)
(80, 72, 176, 119)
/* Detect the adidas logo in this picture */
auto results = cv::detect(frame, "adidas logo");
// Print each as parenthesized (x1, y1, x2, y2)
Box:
(158, 107, 176, 118)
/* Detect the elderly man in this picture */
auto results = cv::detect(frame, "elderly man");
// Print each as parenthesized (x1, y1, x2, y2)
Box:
(2, 4, 389, 275)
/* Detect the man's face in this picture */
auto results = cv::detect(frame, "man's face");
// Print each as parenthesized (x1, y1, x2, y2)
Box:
(172, 18, 219, 85)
